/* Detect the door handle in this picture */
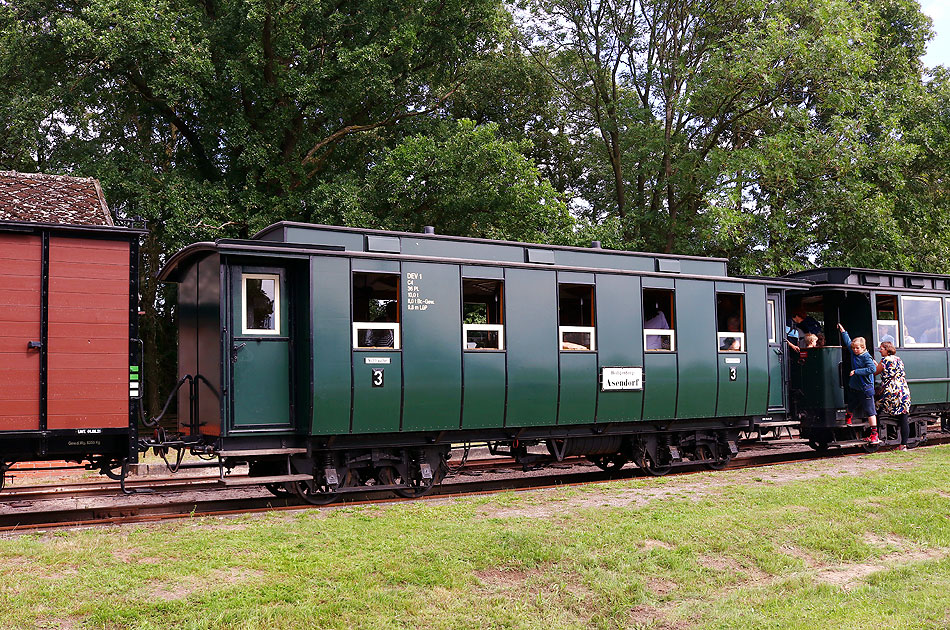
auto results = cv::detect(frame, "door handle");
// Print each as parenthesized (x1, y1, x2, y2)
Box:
(231, 343, 247, 363)
(27, 340, 42, 350)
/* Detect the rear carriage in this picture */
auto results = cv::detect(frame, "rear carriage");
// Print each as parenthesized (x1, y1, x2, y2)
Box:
(0, 172, 143, 486)
(160, 222, 805, 500)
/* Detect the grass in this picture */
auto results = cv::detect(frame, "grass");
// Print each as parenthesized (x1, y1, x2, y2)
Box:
(0, 446, 948, 629)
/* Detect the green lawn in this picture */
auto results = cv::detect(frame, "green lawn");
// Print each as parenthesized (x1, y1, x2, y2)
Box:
(1, 446, 948, 629)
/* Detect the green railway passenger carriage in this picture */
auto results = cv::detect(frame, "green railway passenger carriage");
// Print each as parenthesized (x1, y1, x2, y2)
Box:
(156, 223, 950, 501)
(159, 222, 812, 501)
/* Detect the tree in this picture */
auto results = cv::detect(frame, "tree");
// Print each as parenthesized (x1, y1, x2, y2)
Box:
(363, 119, 574, 242)
(0, 0, 506, 409)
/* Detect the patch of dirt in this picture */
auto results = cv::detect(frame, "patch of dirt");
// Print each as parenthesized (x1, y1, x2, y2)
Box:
(43, 568, 78, 580)
(629, 604, 664, 628)
(148, 581, 196, 602)
(146, 566, 263, 601)
(473, 567, 538, 590)
(697, 554, 768, 581)
(628, 604, 692, 630)
(813, 545, 948, 589)
(34, 618, 82, 629)
(778, 544, 816, 567)
(112, 548, 144, 563)
(696, 554, 740, 572)
(648, 577, 677, 596)
(642, 539, 674, 551)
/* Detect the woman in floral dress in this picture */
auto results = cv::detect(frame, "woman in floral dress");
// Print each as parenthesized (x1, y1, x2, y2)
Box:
(876, 341, 912, 450)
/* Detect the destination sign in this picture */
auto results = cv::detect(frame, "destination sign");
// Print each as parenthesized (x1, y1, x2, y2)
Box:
(601, 367, 643, 391)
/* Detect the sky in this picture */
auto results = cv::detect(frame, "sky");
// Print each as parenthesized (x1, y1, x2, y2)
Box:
(922, 1, 950, 68)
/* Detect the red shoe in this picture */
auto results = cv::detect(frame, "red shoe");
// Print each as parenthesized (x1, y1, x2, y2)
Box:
(897, 445, 908, 451)
(868, 430, 881, 445)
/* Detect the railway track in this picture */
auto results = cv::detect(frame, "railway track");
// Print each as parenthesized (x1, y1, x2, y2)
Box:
(2, 436, 946, 532)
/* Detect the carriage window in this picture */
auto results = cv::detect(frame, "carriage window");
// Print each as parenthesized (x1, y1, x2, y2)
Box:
(876, 294, 899, 347)
(463, 278, 504, 350)
(644, 288, 675, 351)
(900, 296, 944, 347)
(946, 298, 950, 347)
(242, 274, 280, 335)
(352, 272, 400, 349)
(559, 284, 595, 351)
(717, 293, 745, 352)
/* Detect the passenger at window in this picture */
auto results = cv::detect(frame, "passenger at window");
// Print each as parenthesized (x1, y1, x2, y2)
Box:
(878, 325, 896, 345)
(837, 323, 881, 444)
(720, 337, 741, 351)
(875, 341, 912, 451)
(792, 308, 822, 336)
(786, 333, 818, 354)
(644, 302, 671, 350)
(717, 315, 743, 351)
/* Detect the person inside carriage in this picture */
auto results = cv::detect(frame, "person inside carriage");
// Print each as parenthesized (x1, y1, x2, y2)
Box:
(792, 306, 822, 337)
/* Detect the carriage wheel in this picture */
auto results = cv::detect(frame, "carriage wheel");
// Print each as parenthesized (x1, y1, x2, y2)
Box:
(589, 454, 628, 472)
(378, 465, 437, 499)
(292, 468, 356, 505)
(264, 482, 295, 498)
(292, 480, 340, 505)
(639, 452, 672, 477)
(702, 445, 732, 470)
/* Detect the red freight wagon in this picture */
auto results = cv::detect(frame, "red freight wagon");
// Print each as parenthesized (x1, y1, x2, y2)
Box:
(0, 172, 144, 487)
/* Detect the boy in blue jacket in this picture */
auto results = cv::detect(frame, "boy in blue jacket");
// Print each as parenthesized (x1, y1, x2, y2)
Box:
(837, 323, 881, 444)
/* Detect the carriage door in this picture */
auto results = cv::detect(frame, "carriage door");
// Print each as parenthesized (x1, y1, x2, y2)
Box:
(0, 232, 42, 431)
(766, 292, 786, 411)
(229, 267, 292, 429)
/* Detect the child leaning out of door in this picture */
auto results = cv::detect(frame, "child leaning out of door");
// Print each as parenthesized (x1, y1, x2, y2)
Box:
(837, 323, 881, 444)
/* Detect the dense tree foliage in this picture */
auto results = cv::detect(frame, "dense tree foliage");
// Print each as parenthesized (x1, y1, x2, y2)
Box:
(515, 0, 948, 273)
(2, 0, 949, 405)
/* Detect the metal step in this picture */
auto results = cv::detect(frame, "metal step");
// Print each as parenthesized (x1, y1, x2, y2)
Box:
(217, 448, 308, 457)
(756, 421, 799, 428)
(831, 439, 875, 447)
(219, 474, 312, 486)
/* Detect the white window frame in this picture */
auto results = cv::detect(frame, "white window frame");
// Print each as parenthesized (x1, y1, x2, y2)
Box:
(717, 332, 745, 352)
(241, 273, 281, 336)
(900, 295, 945, 347)
(945, 298, 950, 347)
(462, 324, 505, 350)
(766, 299, 776, 343)
(352, 322, 401, 350)
(644, 329, 676, 352)
(876, 319, 899, 348)
(559, 325, 596, 351)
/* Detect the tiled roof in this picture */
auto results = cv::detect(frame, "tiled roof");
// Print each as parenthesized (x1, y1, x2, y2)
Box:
(0, 171, 113, 226)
